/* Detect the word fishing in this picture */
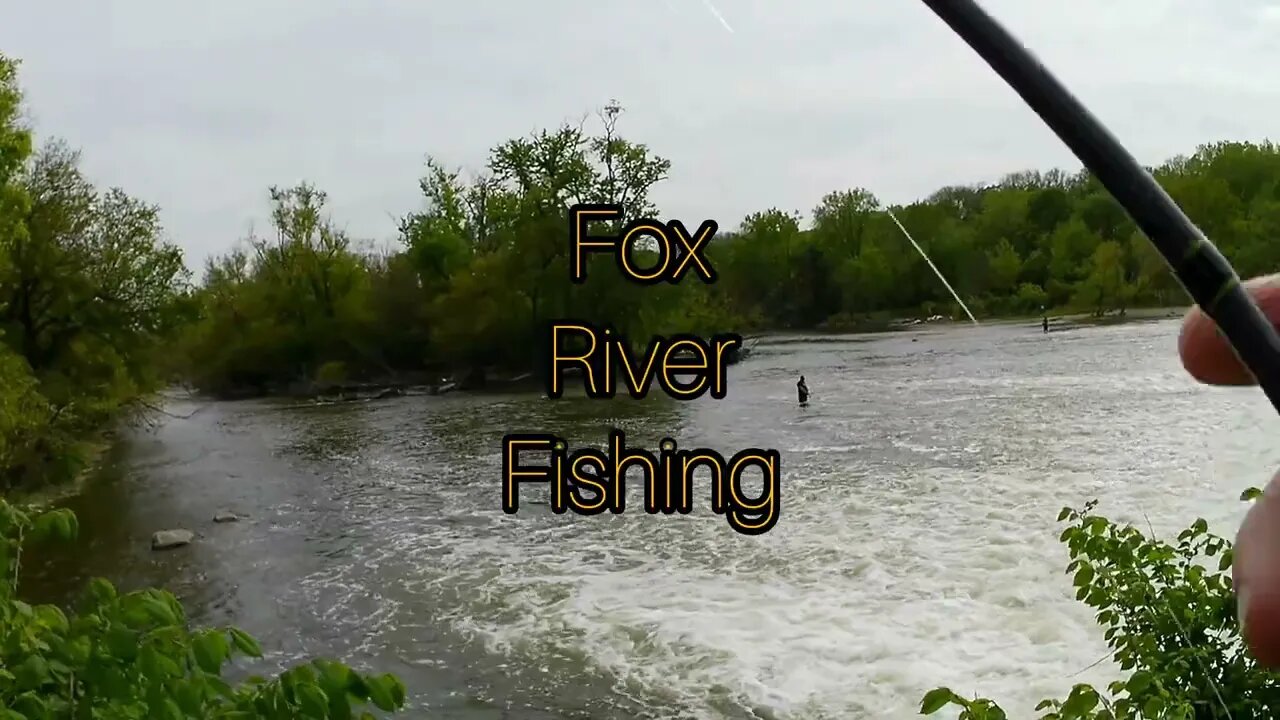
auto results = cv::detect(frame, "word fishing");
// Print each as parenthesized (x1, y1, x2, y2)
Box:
(503, 430, 779, 535)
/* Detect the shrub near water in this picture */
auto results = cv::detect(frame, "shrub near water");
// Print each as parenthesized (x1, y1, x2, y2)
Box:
(920, 493, 1280, 719)
(0, 499, 406, 719)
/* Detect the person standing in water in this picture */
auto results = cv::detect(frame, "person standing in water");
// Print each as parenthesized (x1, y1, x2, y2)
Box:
(796, 375, 809, 404)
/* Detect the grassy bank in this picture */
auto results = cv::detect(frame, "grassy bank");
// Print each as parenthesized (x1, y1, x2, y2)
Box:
(8, 432, 114, 508)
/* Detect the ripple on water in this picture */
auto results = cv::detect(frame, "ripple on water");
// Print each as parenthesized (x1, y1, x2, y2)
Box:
(39, 320, 1280, 719)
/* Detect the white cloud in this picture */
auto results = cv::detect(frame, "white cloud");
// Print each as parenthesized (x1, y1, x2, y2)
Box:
(4, 0, 1279, 270)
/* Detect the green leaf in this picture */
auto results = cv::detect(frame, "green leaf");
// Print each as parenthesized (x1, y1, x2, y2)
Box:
(174, 679, 204, 715)
(1125, 670, 1152, 695)
(1073, 564, 1095, 587)
(34, 604, 68, 632)
(365, 674, 401, 712)
(105, 627, 140, 660)
(13, 655, 50, 690)
(54, 509, 78, 541)
(227, 627, 263, 658)
(193, 629, 231, 673)
(142, 595, 179, 626)
(317, 660, 353, 696)
(87, 577, 118, 603)
(920, 687, 956, 715)
(10, 692, 49, 718)
(1241, 486, 1264, 502)
(139, 644, 164, 678)
(160, 698, 184, 720)
(1061, 685, 1100, 715)
(297, 682, 329, 717)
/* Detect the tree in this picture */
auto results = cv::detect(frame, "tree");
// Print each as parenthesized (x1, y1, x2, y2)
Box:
(986, 238, 1022, 295)
(1075, 240, 1130, 316)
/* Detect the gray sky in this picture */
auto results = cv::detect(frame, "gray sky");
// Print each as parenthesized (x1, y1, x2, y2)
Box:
(4, 0, 1280, 272)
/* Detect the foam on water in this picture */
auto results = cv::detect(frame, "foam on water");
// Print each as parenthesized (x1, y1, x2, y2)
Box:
(247, 320, 1279, 718)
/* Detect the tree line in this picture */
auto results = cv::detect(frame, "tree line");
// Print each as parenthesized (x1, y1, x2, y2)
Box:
(8, 51, 1280, 487)
(174, 125, 1280, 397)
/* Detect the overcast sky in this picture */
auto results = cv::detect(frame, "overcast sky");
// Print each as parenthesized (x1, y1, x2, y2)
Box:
(4, 0, 1279, 271)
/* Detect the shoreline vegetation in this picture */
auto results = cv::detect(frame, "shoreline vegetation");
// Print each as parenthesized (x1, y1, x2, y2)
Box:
(282, 306, 1190, 405)
(0, 44, 1276, 716)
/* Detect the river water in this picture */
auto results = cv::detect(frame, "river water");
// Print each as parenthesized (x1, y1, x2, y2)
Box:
(20, 318, 1280, 719)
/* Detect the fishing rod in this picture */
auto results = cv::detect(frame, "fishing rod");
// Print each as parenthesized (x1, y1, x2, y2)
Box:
(917, 0, 1280, 415)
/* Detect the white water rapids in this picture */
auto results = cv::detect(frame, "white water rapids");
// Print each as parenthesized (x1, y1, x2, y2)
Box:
(48, 318, 1280, 719)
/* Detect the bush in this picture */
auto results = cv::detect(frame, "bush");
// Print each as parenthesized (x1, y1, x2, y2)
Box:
(0, 498, 407, 718)
(920, 492, 1280, 719)
(314, 361, 348, 387)
(1015, 283, 1050, 315)
(0, 346, 50, 490)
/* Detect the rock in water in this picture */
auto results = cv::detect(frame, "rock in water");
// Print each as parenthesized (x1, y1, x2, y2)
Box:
(151, 529, 194, 550)
(212, 511, 239, 523)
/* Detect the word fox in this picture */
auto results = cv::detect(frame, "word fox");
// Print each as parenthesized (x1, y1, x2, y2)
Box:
(569, 203, 718, 284)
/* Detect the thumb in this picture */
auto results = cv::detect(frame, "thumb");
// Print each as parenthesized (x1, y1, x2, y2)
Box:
(1235, 471, 1280, 666)
(1178, 274, 1280, 386)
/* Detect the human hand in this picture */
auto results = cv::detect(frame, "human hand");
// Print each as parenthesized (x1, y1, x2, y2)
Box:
(1178, 274, 1280, 665)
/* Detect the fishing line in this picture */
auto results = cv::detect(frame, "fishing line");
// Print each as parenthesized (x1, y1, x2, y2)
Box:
(698, 0, 735, 33)
(917, 0, 1280, 415)
(886, 208, 979, 325)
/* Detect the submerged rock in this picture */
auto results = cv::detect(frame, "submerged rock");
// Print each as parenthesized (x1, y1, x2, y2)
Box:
(151, 529, 194, 550)
(212, 511, 239, 523)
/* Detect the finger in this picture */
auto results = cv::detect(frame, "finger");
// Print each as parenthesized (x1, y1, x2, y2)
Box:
(1178, 275, 1280, 386)
(1235, 470, 1280, 666)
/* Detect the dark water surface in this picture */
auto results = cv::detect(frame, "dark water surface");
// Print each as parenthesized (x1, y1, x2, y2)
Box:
(21, 319, 1280, 719)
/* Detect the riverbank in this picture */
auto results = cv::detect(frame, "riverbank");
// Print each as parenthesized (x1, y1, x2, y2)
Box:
(8, 431, 116, 509)
(988, 305, 1190, 331)
(186, 307, 1191, 403)
(785, 304, 1191, 337)
(193, 337, 767, 402)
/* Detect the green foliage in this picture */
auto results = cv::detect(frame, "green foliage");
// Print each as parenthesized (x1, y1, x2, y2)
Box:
(0, 345, 47, 458)
(0, 54, 32, 187)
(920, 496, 1280, 718)
(178, 101, 718, 394)
(2, 48, 1280, 414)
(176, 113, 1280, 395)
(314, 361, 348, 387)
(0, 498, 406, 718)
(0, 54, 192, 490)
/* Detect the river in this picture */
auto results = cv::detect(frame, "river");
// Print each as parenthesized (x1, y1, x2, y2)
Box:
(20, 318, 1280, 719)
